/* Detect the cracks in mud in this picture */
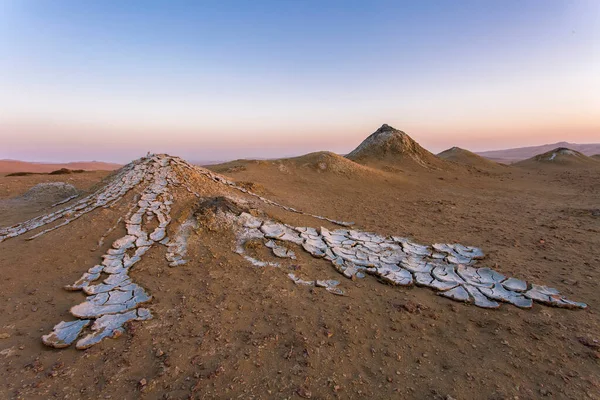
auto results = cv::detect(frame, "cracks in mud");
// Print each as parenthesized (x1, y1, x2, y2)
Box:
(0, 154, 588, 350)
(227, 210, 587, 310)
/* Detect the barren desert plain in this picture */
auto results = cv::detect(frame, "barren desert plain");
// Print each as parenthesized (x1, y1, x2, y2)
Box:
(1, 125, 599, 400)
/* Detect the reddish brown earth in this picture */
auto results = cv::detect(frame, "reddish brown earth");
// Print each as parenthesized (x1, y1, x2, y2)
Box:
(0, 160, 121, 174)
(0, 156, 599, 400)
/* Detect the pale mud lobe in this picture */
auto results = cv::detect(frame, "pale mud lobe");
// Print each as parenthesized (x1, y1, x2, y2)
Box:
(226, 206, 584, 311)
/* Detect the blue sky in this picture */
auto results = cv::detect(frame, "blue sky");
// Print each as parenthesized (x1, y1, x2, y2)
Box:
(1, 0, 598, 162)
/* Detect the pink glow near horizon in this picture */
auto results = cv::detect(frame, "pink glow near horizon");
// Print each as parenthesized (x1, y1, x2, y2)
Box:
(0, 1, 598, 163)
(2, 119, 598, 163)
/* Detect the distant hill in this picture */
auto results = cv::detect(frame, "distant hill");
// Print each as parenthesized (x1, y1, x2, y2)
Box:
(437, 147, 504, 169)
(476, 142, 600, 163)
(0, 160, 121, 174)
(514, 147, 600, 168)
(346, 124, 446, 169)
(210, 151, 380, 177)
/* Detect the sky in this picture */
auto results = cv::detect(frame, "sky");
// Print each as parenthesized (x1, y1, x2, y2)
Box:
(1, 0, 599, 163)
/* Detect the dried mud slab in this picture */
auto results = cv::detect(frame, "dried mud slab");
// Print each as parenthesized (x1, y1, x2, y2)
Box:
(227, 210, 586, 313)
(41, 320, 91, 348)
(76, 308, 152, 350)
(0, 153, 588, 351)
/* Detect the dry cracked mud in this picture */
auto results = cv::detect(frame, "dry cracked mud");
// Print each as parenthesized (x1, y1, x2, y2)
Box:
(0, 154, 599, 399)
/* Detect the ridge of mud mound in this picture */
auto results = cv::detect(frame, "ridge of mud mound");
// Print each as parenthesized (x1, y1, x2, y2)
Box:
(592, 154, 600, 160)
(346, 124, 446, 169)
(437, 147, 504, 169)
(281, 151, 381, 175)
(210, 151, 382, 177)
(515, 147, 600, 168)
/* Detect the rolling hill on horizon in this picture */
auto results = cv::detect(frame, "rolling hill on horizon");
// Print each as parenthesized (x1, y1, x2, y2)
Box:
(437, 147, 505, 170)
(514, 147, 600, 169)
(4, 138, 600, 172)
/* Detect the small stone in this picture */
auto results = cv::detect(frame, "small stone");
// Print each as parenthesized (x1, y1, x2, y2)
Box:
(296, 387, 312, 398)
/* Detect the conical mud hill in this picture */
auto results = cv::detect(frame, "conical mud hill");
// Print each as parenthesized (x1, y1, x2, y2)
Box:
(515, 147, 600, 168)
(437, 146, 505, 170)
(346, 124, 446, 169)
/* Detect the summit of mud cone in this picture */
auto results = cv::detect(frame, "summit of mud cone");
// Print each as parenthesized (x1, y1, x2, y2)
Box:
(376, 123, 395, 132)
(437, 146, 504, 170)
(515, 147, 600, 169)
(346, 125, 445, 169)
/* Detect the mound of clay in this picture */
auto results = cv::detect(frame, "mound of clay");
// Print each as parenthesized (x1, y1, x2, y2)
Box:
(49, 168, 85, 175)
(515, 147, 599, 168)
(346, 124, 445, 169)
(437, 147, 504, 169)
(6, 172, 40, 177)
(592, 154, 600, 160)
(210, 152, 380, 177)
(18, 182, 79, 203)
(281, 151, 380, 175)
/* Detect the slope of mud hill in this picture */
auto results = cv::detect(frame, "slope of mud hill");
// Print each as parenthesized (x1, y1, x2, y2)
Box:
(210, 151, 385, 178)
(592, 154, 600, 160)
(1, 154, 599, 400)
(515, 147, 600, 169)
(346, 124, 449, 171)
(437, 147, 506, 170)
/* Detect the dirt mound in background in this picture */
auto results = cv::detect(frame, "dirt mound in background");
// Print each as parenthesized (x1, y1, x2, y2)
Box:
(437, 147, 505, 169)
(49, 168, 85, 175)
(210, 151, 382, 178)
(346, 124, 447, 169)
(6, 168, 86, 177)
(592, 154, 600, 160)
(282, 151, 381, 175)
(0, 160, 121, 174)
(514, 147, 600, 168)
(17, 182, 79, 203)
(0, 182, 79, 221)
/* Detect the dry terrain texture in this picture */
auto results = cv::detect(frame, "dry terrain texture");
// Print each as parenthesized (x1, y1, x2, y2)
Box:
(0, 149, 599, 400)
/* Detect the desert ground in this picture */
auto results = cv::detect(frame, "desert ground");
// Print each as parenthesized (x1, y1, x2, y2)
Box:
(0, 128, 599, 400)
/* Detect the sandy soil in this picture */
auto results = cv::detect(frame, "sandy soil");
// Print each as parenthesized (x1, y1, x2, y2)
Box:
(0, 160, 599, 400)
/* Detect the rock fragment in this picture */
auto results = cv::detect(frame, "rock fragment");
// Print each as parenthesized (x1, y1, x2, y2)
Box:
(42, 320, 91, 348)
